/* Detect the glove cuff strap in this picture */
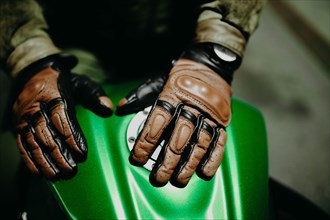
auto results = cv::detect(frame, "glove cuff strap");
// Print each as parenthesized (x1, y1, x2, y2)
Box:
(179, 43, 242, 85)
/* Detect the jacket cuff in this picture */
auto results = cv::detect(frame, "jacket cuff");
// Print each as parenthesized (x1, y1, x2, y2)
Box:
(6, 36, 61, 78)
(194, 10, 246, 57)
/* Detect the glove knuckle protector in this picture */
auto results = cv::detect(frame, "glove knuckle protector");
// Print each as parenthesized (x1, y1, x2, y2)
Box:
(162, 59, 232, 127)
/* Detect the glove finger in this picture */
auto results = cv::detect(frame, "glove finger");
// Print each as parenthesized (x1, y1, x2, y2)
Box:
(32, 110, 77, 178)
(70, 74, 113, 117)
(149, 106, 198, 187)
(20, 124, 60, 180)
(116, 75, 167, 116)
(170, 118, 214, 188)
(129, 100, 179, 167)
(46, 98, 87, 161)
(197, 127, 226, 180)
(17, 129, 40, 175)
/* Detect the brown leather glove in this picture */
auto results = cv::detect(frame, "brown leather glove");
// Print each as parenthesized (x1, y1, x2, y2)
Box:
(12, 54, 113, 180)
(116, 43, 242, 188)
(117, 49, 236, 188)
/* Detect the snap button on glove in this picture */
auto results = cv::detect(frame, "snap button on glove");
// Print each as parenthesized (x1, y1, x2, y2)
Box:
(117, 58, 231, 188)
(12, 55, 113, 180)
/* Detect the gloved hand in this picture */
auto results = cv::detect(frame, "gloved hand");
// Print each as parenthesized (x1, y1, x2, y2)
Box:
(12, 54, 113, 180)
(116, 43, 240, 188)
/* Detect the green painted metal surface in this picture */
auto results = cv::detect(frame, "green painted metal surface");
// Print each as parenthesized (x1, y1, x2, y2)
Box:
(46, 82, 269, 219)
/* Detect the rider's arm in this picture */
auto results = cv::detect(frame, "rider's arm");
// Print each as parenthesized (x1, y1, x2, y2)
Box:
(0, 0, 60, 77)
(194, 0, 266, 57)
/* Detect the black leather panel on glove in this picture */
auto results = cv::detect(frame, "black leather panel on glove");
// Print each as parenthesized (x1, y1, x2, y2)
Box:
(12, 54, 113, 180)
(116, 74, 167, 116)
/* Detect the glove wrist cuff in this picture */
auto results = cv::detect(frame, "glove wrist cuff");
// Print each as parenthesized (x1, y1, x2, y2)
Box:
(13, 53, 78, 97)
(179, 43, 242, 85)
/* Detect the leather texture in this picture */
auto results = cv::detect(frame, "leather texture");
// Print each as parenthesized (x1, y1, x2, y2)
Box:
(12, 65, 113, 180)
(127, 58, 232, 188)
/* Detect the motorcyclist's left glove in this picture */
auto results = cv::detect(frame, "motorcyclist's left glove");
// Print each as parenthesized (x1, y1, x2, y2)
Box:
(12, 54, 113, 180)
(116, 43, 241, 188)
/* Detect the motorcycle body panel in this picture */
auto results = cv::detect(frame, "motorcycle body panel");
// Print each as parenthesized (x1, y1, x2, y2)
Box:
(25, 82, 269, 219)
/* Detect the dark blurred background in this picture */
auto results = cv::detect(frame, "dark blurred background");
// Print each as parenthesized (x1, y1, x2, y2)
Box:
(0, 0, 329, 218)
(232, 0, 329, 217)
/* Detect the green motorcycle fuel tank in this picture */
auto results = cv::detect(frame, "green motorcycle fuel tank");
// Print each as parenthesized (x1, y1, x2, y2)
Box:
(22, 82, 269, 219)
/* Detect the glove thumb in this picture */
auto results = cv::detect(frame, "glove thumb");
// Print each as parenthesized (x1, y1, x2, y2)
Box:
(70, 74, 113, 117)
(116, 74, 167, 116)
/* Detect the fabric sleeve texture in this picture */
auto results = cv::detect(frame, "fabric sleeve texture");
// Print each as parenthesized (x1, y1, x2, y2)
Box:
(194, 0, 266, 57)
(0, 0, 60, 77)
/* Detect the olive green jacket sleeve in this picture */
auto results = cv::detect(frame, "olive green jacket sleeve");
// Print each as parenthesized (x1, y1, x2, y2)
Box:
(0, 0, 60, 78)
(195, 0, 266, 57)
(0, 0, 266, 78)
